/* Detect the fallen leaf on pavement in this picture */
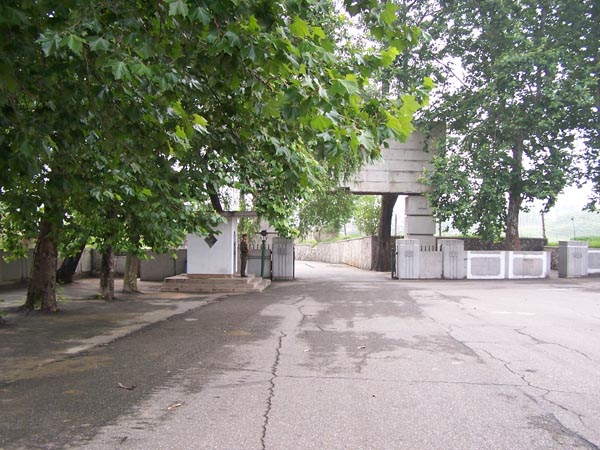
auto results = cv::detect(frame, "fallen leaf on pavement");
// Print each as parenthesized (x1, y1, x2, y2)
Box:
(167, 402, 183, 410)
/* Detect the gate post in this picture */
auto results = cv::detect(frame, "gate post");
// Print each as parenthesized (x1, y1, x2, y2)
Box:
(396, 239, 420, 279)
(558, 241, 588, 278)
(272, 237, 295, 280)
(439, 239, 465, 279)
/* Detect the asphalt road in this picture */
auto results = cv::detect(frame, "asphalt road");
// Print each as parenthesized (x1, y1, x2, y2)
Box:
(1, 262, 600, 450)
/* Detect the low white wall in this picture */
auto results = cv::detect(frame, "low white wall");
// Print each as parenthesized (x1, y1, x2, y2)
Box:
(295, 237, 374, 270)
(466, 251, 550, 279)
(588, 249, 600, 274)
(1, 249, 187, 285)
(0, 250, 35, 285)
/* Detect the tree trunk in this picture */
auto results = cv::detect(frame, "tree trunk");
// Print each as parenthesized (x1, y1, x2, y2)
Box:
(122, 253, 139, 293)
(24, 219, 59, 312)
(56, 242, 86, 284)
(99, 246, 115, 300)
(505, 192, 522, 250)
(505, 135, 524, 251)
(372, 193, 398, 271)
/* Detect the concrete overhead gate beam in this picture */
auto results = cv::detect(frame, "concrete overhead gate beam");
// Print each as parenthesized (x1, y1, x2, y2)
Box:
(345, 131, 441, 248)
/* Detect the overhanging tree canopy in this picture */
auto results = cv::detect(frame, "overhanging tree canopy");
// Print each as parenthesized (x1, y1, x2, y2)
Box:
(0, 0, 429, 309)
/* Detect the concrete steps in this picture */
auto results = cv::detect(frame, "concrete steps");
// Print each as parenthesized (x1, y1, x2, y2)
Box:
(161, 274, 271, 294)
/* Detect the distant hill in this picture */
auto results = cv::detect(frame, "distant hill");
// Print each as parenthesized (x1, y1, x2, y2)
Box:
(520, 186, 599, 241)
(519, 208, 600, 241)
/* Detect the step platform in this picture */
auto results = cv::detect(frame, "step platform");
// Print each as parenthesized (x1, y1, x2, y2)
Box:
(161, 274, 271, 294)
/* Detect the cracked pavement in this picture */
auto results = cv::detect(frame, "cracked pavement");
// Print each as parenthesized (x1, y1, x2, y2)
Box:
(1, 262, 600, 449)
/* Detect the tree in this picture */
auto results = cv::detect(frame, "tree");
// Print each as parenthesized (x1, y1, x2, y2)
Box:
(1, 0, 427, 309)
(1, 1, 220, 306)
(424, 0, 580, 249)
(372, 193, 398, 270)
(297, 188, 356, 238)
(353, 195, 381, 236)
(558, 0, 600, 210)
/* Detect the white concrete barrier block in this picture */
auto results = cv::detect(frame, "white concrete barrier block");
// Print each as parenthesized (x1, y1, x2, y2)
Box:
(467, 251, 505, 279)
(588, 250, 600, 274)
(558, 241, 588, 278)
(507, 251, 550, 279)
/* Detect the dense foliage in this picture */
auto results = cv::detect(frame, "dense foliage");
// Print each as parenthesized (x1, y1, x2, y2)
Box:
(422, 0, 595, 248)
(353, 195, 381, 236)
(0, 0, 428, 308)
(297, 188, 356, 237)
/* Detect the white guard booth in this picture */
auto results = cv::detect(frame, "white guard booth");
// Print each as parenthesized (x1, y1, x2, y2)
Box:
(186, 211, 256, 277)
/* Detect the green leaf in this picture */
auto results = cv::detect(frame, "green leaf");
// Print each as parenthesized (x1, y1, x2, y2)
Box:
(131, 62, 153, 77)
(224, 31, 241, 48)
(189, 6, 210, 24)
(312, 26, 326, 40)
(63, 34, 86, 55)
(423, 76, 435, 90)
(38, 32, 61, 56)
(380, 3, 399, 26)
(380, 46, 400, 67)
(386, 114, 414, 138)
(399, 94, 421, 116)
(175, 125, 187, 140)
(169, 0, 189, 17)
(310, 115, 333, 131)
(290, 17, 310, 38)
(88, 36, 110, 52)
(332, 79, 360, 96)
(247, 15, 260, 33)
(193, 114, 207, 127)
(357, 130, 375, 151)
(109, 61, 130, 80)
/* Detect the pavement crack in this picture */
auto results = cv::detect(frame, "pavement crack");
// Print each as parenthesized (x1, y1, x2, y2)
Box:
(515, 328, 593, 361)
(532, 414, 600, 450)
(541, 391, 599, 440)
(261, 331, 285, 450)
(480, 348, 542, 391)
(480, 347, 598, 436)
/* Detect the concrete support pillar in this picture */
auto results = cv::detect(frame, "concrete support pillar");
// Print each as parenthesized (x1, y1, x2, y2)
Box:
(404, 195, 436, 248)
(396, 239, 420, 279)
(439, 239, 465, 279)
(558, 241, 588, 278)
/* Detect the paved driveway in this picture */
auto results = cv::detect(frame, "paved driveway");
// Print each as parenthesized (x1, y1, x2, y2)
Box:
(1, 262, 599, 449)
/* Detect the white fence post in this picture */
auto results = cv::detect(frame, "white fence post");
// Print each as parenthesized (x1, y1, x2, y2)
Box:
(396, 239, 420, 279)
(558, 241, 588, 278)
(272, 237, 295, 280)
(439, 239, 465, 279)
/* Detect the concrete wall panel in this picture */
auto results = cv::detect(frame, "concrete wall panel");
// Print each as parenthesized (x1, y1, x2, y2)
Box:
(588, 250, 600, 274)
